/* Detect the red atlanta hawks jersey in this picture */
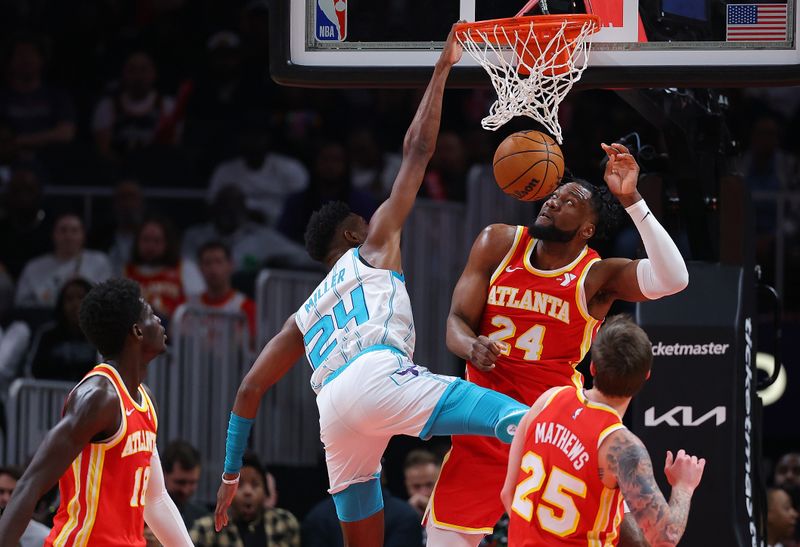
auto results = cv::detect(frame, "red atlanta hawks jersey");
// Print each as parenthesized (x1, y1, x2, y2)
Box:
(468, 226, 602, 404)
(508, 386, 626, 546)
(45, 364, 158, 547)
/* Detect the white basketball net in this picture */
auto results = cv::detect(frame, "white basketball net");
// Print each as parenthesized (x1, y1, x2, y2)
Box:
(457, 18, 597, 144)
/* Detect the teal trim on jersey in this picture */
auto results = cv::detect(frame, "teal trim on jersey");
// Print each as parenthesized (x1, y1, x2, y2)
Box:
(321, 344, 405, 388)
(354, 247, 405, 282)
(418, 379, 528, 441)
(332, 477, 384, 522)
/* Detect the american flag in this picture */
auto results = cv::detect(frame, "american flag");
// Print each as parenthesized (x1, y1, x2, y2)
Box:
(726, 3, 789, 41)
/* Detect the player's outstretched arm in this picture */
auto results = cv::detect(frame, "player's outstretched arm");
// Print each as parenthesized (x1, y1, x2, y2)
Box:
(0, 379, 119, 544)
(601, 430, 705, 547)
(143, 448, 193, 545)
(590, 143, 688, 304)
(447, 224, 515, 371)
(214, 314, 305, 531)
(359, 25, 462, 272)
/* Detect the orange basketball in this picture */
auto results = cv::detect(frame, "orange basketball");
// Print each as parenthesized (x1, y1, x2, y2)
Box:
(493, 130, 564, 202)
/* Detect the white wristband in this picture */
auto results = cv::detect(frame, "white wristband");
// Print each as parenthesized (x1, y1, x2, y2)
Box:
(221, 473, 240, 485)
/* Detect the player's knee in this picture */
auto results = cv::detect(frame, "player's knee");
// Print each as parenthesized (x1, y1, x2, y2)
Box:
(331, 478, 384, 522)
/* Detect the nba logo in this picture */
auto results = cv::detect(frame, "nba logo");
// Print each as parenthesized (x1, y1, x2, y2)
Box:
(316, 0, 347, 41)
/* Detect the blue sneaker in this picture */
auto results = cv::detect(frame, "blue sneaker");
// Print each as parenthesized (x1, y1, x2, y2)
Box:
(495, 409, 528, 444)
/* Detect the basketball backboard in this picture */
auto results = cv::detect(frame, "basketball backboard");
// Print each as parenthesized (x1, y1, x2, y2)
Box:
(270, 0, 800, 87)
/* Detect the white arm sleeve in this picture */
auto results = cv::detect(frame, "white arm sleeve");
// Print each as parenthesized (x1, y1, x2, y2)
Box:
(626, 199, 689, 299)
(143, 448, 194, 546)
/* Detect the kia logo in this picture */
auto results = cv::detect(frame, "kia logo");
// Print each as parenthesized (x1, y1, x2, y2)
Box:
(644, 406, 727, 427)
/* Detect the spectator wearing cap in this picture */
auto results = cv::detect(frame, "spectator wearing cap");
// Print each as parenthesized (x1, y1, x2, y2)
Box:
(190, 452, 299, 547)
(15, 213, 112, 308)
(207, 116, 308, 226)
(185, 30, 269, 176)
(0, 34, 76, 151)
(92, 50, 178, 160)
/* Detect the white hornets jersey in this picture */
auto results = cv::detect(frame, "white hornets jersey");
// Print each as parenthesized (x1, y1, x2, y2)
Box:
(295, 248, 416, 393)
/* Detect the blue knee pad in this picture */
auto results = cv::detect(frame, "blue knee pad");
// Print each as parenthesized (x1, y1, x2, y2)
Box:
(331, 479, 384, 522)
(419, 379, 528, 440)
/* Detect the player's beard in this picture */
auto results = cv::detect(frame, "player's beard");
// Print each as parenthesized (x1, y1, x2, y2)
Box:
(528, 222, 578, 242)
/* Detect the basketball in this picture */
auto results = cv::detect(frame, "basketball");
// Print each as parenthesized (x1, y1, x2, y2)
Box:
(492, 130, 564, 202)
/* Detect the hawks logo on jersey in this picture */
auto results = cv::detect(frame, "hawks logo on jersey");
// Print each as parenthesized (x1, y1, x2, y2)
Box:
(45, 364, 158, 547)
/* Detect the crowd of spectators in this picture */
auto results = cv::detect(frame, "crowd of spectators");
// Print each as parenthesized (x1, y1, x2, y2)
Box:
(0, 2, 797, 544)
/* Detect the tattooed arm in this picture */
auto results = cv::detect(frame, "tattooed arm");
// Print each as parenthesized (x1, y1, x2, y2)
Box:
(599, 429, 705, 547)
(618, 514, 650, 547)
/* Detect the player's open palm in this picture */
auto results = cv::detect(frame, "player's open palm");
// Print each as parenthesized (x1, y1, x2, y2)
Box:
(664, 449, 706, 491)
(214, 481, 238, 531)
(601, 143, 639, 198)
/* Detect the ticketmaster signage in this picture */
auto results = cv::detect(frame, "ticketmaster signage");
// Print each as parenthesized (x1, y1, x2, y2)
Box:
(651, 341, 730, 356)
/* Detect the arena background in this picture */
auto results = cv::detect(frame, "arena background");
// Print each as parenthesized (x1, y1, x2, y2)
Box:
(0, 1, 797, 545)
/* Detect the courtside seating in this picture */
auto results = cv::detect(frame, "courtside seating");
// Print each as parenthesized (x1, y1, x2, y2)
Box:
(4, 379, 74, 466)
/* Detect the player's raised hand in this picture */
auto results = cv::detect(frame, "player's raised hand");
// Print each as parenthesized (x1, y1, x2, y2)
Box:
(469, 335, 502, 371)
(664, 449, 706, 491)
(214, 480, 239, 532)
(440, 23, 464, 67)
(601, 143, 640, 205)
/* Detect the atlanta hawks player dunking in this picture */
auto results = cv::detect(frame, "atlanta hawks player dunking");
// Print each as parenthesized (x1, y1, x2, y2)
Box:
(0, 279, 191, 546)
(424, 143, 690, 546)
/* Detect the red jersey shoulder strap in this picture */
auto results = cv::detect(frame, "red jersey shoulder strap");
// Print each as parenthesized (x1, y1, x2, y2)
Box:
(68, 365, 129, 447)
(138, 385, 159, 432)
(489, 226, 528, 285)
(540, 385, 573, 411)
(91, 364, 148, 411)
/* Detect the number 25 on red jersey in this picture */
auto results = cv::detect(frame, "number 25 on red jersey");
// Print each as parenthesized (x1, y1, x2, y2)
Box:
(512, 451, 587, 537)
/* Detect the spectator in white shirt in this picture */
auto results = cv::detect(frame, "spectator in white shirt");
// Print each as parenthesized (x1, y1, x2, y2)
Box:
(207, 119, 308, 226)
(15, 213, 112, 308)
(183, 184, 313, 273)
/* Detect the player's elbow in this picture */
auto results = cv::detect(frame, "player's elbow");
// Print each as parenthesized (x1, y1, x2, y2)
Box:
(644, 527, 681, 547)
(674, 263, 689, 292)
(402, 130, 435, 160)
(236, 379, 263, 407)
(658, 266, 689, 297)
